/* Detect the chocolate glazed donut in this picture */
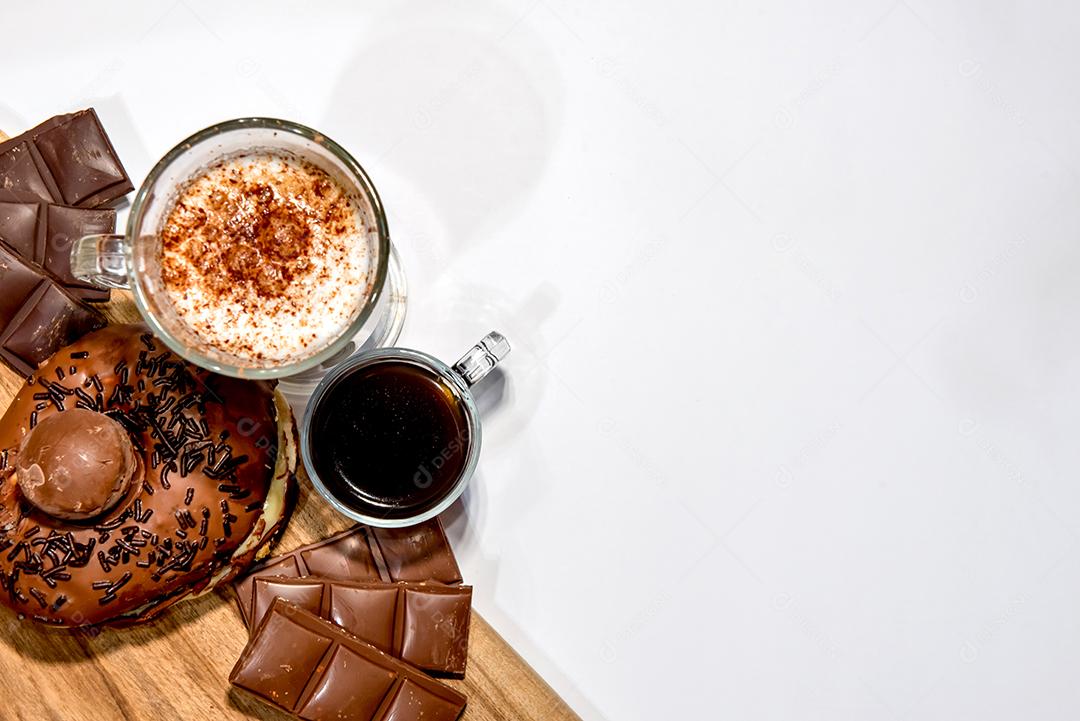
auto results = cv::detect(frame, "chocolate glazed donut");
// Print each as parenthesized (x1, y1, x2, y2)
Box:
(0, 324, 298, 627)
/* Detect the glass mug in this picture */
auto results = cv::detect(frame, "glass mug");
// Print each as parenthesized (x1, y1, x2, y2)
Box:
(301, 332, 510, 528)
(71, 117, 406, 380)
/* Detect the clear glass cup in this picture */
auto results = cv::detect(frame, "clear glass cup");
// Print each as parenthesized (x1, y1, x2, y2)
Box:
(301, 331, 511, 528)
(70, 117, 406, 380)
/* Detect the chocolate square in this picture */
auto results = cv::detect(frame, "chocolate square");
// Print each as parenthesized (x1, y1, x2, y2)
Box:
(325, 583, 399, 654)
(0, 201, 43, 259)
(371, 522, 463, 584)
(0, 142, 58, 203)
(0, 282, 106, 376)
(379, 679, 463, 721)
(250, 578, 325, 632)
(42, 204, 114, 299)
(32, 110, 133, 207)
(232, 609, 334, 713)
(400, 587, 471, 676)
(295, 645, 396, 721)
(234, 554, 302, 625)
(0, 245, 42, 325)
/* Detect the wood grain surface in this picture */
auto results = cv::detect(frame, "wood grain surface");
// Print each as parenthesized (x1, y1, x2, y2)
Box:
(0, 293, 580, 721)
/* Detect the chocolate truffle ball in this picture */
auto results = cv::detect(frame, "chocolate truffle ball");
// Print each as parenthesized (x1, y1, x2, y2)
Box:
(16, 408, 138, 520)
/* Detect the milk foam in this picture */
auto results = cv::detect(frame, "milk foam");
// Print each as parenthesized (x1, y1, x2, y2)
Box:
(159, 153, 376, 365)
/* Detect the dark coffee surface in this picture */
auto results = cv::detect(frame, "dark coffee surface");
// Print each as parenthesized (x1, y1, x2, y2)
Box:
(309, 362, 470, 520)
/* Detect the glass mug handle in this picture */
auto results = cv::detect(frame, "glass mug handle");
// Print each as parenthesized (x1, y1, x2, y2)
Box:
(70, 233, 131, 290)
(453, 331, 511, 387)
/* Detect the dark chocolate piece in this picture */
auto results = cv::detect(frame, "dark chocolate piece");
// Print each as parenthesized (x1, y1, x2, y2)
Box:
(0, 200, 114, 302)
(0, 109, 132, 208)
(230, 599, 466, 721)
(0, 282, 106, 376)
(0, 140, 60, 204)
(0, 200, 41, 258)
(251, 578, 472, 675)
(233, 518, 462, 625)
(0, 203, 110, 375)
(0, 244, 42, 326)
(43, 205, 115, 299)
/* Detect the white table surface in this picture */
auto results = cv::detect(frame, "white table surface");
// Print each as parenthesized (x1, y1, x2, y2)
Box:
(4, 1, 1079, 718)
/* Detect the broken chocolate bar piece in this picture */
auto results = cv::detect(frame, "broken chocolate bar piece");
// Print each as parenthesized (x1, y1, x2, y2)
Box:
(233, 518, 462, 625)
(0, 200, 115, 301)
(0, 109, 132, 207)
(250, 578, 472, 676)
(230, 598, 467, 721)
(0, 281, 106, 376)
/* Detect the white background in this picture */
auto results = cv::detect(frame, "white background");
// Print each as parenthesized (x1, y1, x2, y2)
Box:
(4, 1, 1079, 719)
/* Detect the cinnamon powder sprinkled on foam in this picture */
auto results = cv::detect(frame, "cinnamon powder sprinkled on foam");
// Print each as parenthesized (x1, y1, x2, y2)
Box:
(159, 154, 374, 363)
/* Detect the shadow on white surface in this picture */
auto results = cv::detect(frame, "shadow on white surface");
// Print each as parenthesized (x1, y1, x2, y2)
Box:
(0, 103, 29, 137)
(443, 485, 608, 721)
(321, 1, 561, 256)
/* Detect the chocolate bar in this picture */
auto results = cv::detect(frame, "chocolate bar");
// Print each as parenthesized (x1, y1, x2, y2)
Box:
(0, 280, 106, 376)
(233, 518, 462, 625)
(0, 109, 121, 375)
(231, 598, 467, 721)
(0, 200, 115, 301)
(250, 577, 472, 676)
(0, 109, 132, 207)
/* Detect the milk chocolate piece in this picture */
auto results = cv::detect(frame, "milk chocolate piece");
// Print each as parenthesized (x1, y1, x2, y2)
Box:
(0, 109, 132, 207)
(0, 200, 115, 301)
(370, 523, 463, 584)
(16, 409, 140, 520)
(233, 518, 462, 625)
(251, 578, 472, 675)
(0, 282, 106, 376)
(230, 599, 467, 720)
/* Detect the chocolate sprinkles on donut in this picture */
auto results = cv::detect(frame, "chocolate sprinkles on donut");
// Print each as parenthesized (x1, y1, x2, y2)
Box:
(0, 324, 298, 627)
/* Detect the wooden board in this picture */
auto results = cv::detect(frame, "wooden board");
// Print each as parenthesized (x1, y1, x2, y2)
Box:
(0, 293, 580, 721)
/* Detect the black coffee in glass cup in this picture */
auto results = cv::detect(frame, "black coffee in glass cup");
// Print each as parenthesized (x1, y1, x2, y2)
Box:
(300, 332, 509, 527)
